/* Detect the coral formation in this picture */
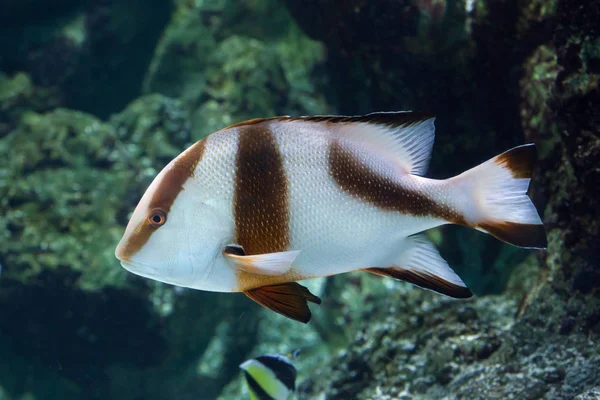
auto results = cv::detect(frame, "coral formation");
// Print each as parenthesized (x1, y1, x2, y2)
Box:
(0, 0, 172, 118)
(288, 0, 600, 398)
(0, 96, 257, 399)
(1, 0, 598, 399)
(0, 1, 329, 398)
(144, 0, 330, 140)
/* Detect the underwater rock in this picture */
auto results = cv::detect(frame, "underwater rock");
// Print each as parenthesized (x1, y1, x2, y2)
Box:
(295, 255, 599, 399)
(109, 94, 192, 169)
(514, 0, 600, 342)
(0, 94, 191, 290)
(296, 275, 521, 399)
(1, 0, 596, 398)
(1, 1, 335, 398)
(282, 0, 600, 399)
(0, 104, 168, 398)
(0, 0, 172, 119)
(1, 108, 129, 289)
(143, 0, 331, 140)
(576, 388, 600, 400)
(0, 72, 62, 137)
(0, 95, 260, 399)
(142, 2, 216, 107)
(65, 0, 172, 118)
(282, 0, 559, 296)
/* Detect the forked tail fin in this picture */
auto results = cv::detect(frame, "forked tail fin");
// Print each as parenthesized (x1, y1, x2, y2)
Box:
(456, 144, 547, 249)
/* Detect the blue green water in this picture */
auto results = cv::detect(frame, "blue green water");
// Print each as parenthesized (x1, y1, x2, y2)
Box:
(1, 0, 599, 399)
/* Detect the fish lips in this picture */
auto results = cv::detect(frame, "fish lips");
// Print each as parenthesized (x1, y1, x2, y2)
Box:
(119, 257, 194, 288)
(119, 260, 160, 280)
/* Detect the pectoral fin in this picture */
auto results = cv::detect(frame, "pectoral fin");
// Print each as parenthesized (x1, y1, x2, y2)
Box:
(245, 282, 322, 323)
(224, 245, 300, 276)
(363, 234, 473, 298)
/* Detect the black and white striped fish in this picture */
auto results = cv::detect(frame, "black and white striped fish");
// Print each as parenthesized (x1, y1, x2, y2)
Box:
(115, 112, 546, 323)
(240, 351, 298, 400)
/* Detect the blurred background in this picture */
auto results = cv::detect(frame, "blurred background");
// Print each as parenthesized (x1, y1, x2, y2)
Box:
(0, 0, 599, 399)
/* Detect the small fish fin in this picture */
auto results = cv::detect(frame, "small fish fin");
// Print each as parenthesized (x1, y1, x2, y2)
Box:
(240, 357, 293, 400)
(225, 112, 436, 176)
(455, 144, 547, 249)
(245, 282, 322, 323)
(363, 234, 472, 298)
(224, 246, 299, 276)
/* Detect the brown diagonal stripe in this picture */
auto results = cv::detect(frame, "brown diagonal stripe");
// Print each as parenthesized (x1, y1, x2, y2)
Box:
(328, 139, 466, 224)
(234, 124, 290, 255)
(148, 138, 207, 213)
(117, 138, 206, 260)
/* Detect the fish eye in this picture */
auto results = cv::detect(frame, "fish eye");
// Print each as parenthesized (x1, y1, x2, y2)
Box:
(148, 209, 167, 227)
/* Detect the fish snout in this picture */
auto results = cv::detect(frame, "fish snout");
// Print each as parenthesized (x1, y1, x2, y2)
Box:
(119, 260, 159, 278)
(115, 237, 130, 263)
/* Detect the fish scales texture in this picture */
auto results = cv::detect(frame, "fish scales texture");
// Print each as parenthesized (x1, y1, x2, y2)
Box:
(268, 120, 444, 278)
(328, 139, 465, 223)
(116, 112, 546, 314)
(183, 117, 469, 291)
(234, 126, 290, 255)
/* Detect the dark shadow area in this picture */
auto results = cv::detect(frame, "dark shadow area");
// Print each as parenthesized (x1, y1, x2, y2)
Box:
(0, 0, 172, 119)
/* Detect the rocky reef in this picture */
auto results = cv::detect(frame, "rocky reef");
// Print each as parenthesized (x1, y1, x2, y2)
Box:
(290, 0, 600, 399)
(1, 0, 598, 399)
(1, 1, 326, 398)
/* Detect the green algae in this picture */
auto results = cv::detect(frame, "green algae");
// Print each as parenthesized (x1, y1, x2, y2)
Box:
(2, 0, 599, 399)
(1, 109, 125, 289)
(293, 0, 600, 397)
(144, 0, 330, 140)
(1, 1, 330, 398)
(0, 72, 62, 136)
(0, 94, 191, 291)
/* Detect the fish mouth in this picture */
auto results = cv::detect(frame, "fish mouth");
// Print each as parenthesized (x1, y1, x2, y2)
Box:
(120, 259, 193, 287)
(119, 260, 160, 279)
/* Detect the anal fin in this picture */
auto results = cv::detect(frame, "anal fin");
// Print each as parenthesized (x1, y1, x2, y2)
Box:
(245, 282, 322, 323)
(363, 234, 473, 299)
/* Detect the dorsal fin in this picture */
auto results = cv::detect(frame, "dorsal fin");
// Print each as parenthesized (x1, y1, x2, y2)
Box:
(225, 111, 436, 176)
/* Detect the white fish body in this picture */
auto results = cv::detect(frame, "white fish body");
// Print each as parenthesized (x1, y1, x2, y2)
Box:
(116, 112, 546, 322)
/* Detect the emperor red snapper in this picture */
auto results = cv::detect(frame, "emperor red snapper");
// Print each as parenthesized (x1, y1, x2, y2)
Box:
(115, 112, 546, 323)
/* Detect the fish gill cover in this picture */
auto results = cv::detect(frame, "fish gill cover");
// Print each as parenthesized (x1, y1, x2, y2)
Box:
(0, 0, 599, 399)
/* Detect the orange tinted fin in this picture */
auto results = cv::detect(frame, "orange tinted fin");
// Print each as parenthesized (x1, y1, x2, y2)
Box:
(364, 267, 473, 298)
(244, 282, 321, 323)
